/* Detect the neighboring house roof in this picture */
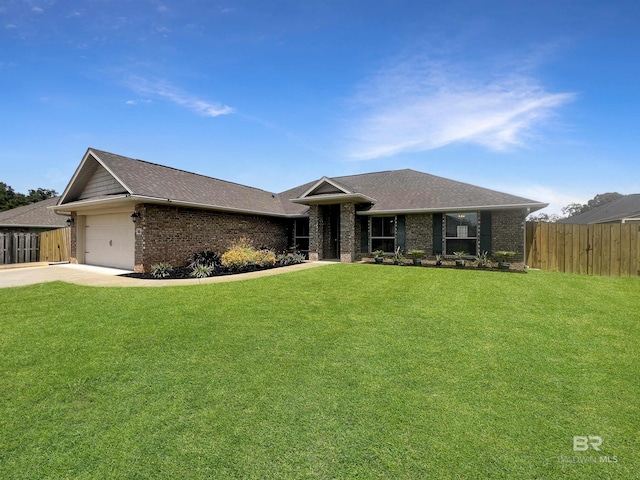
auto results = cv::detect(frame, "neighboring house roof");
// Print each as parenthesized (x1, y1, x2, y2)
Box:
(557, 194, 640, 224)
(0, 196, 66, 228)
(55, 148, 547, 216)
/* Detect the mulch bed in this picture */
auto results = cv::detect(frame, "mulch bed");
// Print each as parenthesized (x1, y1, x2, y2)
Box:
(120, 263, 285, 280)
(364, 260, 527, 273)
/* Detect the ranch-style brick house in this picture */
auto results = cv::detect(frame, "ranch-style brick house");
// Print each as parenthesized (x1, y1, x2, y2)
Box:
(52, 148, 547, 272)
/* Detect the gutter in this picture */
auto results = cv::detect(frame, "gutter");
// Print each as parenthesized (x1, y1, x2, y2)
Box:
(355, 202, 549, 215)
(51, 194, 307, 219)
(289, 193, 377, 205)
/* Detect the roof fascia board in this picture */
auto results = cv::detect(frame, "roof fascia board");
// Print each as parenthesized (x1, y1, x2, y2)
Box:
(52, 194, 308, 218)
(52, 194, 133, 211)
(298, 176, 352, 198)
(58, 148, 93, 205)
(356, 203, 549, 215)
(129, 195, 304, 218)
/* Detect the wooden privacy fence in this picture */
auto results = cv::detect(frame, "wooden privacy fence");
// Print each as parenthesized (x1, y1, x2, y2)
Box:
(526, 222, 640, 277)
(39, 227, 71, 263)
(0, 232, 40, 264)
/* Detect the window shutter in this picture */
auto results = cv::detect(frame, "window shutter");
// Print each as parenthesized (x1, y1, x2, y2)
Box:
(480, 211, 492, 253)
(360, 216, 369, 253)
(432, 213, 443, 254)
(397, 215, 406, 251)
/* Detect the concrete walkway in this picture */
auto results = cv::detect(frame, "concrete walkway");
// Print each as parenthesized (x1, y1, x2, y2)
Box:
(0, 262, 331, 288)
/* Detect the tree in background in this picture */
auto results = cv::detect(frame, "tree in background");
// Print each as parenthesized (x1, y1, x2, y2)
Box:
(26, 188, 58, 203)
(580, 192, 624, 214)
(0, 182, 58, 212)
(527, 212, 562, 222)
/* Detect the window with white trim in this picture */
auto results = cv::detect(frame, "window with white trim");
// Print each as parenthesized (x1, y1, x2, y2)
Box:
(370, 216, 396, 253)
(444, 212, 478, 255)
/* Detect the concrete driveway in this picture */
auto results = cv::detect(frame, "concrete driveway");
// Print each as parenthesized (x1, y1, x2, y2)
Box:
(0, 262, 328, 288)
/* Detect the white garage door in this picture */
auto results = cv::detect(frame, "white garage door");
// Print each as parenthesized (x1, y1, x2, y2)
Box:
(85, 213, 135, 270)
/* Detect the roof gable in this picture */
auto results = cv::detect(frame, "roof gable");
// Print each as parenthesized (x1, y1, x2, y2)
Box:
(59, 149, 130, 205)
(59, 148, 308, 217)
(300, 177, 352, 197)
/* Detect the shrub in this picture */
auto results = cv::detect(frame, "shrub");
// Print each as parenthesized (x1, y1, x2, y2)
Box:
(189, 250, 222, 270)
(221, 238, 258, 271)
(190, 264, 213, 278)
(254, 249, 276, 267)
(221, 248, 254, 271)
(276, 251, 306, 266)
(221, 238, 279, 272)
(150, 262, 173, 278)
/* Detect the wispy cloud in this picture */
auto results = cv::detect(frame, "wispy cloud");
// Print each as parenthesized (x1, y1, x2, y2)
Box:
(346, 53, 575, 160)
(124, 76, 234, 117)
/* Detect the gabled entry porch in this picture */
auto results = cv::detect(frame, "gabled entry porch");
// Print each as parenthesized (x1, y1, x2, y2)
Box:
(289, 176, 375, 262)
(306, 203, 358, 262)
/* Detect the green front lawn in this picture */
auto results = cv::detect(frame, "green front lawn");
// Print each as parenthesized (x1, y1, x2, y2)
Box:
(0, 265, 638, 478)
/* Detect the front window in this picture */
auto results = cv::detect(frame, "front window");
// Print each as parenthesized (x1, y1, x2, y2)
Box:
(294, 218, 310, 255)
(370, 216, 395, 252)
(445, 212, 477, 256)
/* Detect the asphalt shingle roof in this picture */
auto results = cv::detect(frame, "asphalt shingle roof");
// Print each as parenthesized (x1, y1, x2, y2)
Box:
(89, 149, 308, 216)
(0, 197, 66, 228)
(557, 194, 640, 224)
(280, 169, 543, 212)
(60, 148, 546, 216)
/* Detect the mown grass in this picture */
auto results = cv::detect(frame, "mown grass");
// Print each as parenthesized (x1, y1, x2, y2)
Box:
(0, 265, 638, 479)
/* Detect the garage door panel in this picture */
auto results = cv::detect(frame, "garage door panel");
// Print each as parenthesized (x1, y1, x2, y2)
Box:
(85, 213, 134, 270)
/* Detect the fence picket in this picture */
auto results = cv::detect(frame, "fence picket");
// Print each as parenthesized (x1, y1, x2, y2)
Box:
(525, 222, 640, 277)
(39, 227, 71, 263)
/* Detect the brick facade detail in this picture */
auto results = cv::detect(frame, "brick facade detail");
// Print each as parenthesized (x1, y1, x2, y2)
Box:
(491, 209, 527, 261)
(69, 212, 78, 264)
(134, 204, 290, 272)
(405, 213, 434, 254)
(308, 204, 322, 261)
(340, 202, 356, 263)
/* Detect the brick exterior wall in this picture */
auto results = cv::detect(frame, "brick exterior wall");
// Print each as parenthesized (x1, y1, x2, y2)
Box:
(134, 204, 290, 272)
(308, 205, 321, 261)
(354, 213, 363, 261)
(492, 209, 527, 261)
(405, 213, 434, 255)
(69, 212, 78, 264)
(340, 202, 356, 263)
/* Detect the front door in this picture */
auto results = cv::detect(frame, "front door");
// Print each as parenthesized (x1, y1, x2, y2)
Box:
(323, 205, 340, 259)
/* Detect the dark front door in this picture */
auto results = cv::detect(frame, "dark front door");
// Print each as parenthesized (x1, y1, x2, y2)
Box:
(323, 205, 340, 259)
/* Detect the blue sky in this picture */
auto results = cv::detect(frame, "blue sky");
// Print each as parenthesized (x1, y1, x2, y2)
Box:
(1, 0, 639, 215)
